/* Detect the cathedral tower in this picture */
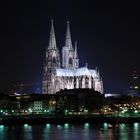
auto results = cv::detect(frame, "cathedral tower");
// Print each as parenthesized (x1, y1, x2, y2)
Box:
(42, 20, 60, 94)
(62, 21, 78, 69)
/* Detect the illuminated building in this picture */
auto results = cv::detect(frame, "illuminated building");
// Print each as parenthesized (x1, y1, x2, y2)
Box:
(42, 20, 103, 94)
(130, 71, 140, 90)
(34, 101, 43, 112)
(48, 97, 56, 112)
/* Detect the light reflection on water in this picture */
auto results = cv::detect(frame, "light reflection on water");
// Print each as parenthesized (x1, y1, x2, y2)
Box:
(0, 123, 140, 140)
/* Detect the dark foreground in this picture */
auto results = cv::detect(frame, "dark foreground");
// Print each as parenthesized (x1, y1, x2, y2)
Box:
(1, 116, 140, 125)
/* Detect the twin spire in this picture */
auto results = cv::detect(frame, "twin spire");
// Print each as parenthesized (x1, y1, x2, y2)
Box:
(65, 21, 72, 49)
(48, 20, 79, 69)
(48, 19, 57, 49)
(48, 20, 73, 49)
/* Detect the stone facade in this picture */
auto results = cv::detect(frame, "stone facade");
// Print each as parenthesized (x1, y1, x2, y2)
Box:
(42, 20, 103, 94)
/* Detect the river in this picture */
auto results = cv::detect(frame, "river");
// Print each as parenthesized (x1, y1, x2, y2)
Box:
(0, 123, 140, 140)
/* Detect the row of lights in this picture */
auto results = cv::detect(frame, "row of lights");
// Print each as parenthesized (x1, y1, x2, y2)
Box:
(23, 123, 90, 129)
(1, 123, 140, 130)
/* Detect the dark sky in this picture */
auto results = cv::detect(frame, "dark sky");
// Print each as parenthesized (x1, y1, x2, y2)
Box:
(0, 0, 139, 93)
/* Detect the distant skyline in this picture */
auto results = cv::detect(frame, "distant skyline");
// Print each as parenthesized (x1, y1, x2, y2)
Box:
(0, 0, 140, 93)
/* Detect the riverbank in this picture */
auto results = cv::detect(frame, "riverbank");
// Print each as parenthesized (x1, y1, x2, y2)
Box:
(1, 116, 140, 125)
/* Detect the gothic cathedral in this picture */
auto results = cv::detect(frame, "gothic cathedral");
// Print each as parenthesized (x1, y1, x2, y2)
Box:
(42, 20, 103, 94)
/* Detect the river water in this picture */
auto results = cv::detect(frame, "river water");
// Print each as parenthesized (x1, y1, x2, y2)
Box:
(0, 123, 140, 140)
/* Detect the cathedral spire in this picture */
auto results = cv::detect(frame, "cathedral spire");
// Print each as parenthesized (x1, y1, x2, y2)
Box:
(65, 20, 72, 48)
(48, 19, 57, 49)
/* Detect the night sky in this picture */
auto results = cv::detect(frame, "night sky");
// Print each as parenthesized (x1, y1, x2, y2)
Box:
(0, 0, 139, 93)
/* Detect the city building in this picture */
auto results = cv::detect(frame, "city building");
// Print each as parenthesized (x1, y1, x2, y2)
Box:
(130, 71, 140, 90)
(33, 101, 43, 112)
(42, 20, 103, 94)
(0, 89, 104, 116)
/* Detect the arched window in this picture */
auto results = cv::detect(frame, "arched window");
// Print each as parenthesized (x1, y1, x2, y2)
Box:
(69, 57, 72, 65)
(85, 76, 89, 88)
(52, 57, 56, 64)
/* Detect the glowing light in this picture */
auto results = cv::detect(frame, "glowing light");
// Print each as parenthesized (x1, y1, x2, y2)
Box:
(103, 123, 108, 130)
(134, 86, 139, 89)
(64, 123, 69, 128)
(134, 123, 139, 130)
(57, 125, 62, 129)
(28, 108, 32, 113)
(65, 110, 68, 114)
(68, 112, 73, 115)
(24, 124, 28, 127)
(84, 109, 88, 113)
(52, 101, 56, 104)
(84, 123, 89, 129)
(135, 110, 138, 113)
(46, 124, 51, 129)
(0, 125, 4, 129)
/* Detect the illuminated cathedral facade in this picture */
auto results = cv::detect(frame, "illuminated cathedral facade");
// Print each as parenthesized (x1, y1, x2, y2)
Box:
(42, 20, 103, 94)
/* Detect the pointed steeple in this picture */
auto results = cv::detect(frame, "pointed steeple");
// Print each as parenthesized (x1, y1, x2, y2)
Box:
(74, 41, 78, 58)
(48, 19, 57, 49)
(65, 20, 72, 48)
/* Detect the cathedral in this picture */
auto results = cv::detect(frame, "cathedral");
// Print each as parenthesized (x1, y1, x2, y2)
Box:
(42, 20, 103, 94)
